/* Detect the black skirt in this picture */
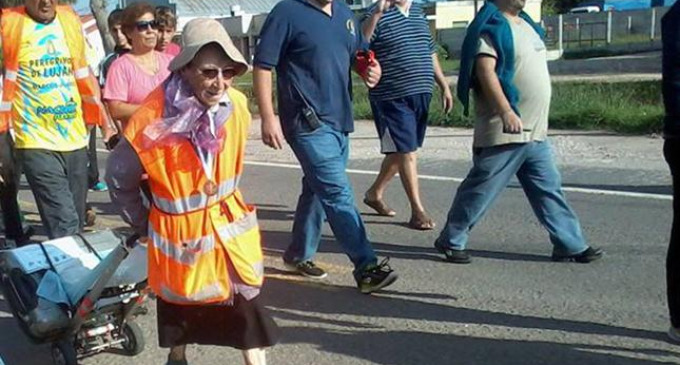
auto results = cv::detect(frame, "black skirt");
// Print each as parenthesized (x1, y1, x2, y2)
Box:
(156, 294, 280, 350)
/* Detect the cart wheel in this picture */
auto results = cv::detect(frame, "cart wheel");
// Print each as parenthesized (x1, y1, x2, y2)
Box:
(121, 322, 145, 356)
(51, 340, 78, 365)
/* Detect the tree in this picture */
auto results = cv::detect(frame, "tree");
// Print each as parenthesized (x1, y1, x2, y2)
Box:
(90, 0, 115, 53)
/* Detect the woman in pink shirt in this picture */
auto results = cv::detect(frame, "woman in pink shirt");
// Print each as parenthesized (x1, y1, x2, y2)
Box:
(104, 2, 172, 128)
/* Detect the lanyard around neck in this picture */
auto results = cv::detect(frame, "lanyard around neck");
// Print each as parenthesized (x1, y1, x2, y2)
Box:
(194, 112, 217, 181)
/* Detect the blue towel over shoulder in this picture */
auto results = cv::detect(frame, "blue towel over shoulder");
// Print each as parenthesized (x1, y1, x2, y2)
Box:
(457, 2, 544, 116)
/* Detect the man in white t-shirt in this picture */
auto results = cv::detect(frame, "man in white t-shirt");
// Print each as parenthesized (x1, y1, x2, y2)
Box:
(434, 0, 603, 264)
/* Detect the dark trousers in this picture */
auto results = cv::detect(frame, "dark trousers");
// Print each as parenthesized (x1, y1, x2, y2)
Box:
(0, 133, 24, 241)
(87, 127, 99, 188)
(17, 148, 88, 239)
(665, 139, 680, 328)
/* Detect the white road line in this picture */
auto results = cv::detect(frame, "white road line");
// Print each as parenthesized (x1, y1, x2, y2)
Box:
(245, 161, 672, 201)
(97, 149, 672, 201)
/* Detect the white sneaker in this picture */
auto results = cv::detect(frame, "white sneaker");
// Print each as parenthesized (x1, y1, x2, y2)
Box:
(668, 326, 680, 343)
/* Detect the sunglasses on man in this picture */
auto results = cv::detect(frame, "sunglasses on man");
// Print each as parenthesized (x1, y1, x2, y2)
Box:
(135, 20, 159, 32)
(198, 67, 238, 80)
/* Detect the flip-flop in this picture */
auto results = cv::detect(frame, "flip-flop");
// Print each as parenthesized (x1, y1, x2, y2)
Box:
(363, 198, 397, 217)
(408, 215, 436, 231)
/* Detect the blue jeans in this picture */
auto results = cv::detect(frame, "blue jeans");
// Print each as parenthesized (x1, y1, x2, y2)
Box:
(437, 140, 588, 255)
(284, 124, 377, 273)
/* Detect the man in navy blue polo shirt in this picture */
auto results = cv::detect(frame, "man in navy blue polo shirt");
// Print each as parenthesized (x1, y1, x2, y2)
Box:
(361, 0, 453, 231)
(253, 0, 399, 294)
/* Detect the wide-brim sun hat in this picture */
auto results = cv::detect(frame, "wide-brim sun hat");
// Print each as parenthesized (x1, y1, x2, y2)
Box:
(169, 18, 251, 75)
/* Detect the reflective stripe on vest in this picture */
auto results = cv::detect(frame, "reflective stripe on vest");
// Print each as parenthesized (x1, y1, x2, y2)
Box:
(160, 282, 225, 304)
(74, 67, 90, 79)
(81, 95, 102, 104)
(4, 71, 17, 82)
(251, 261, 265, 279)
(152, 175, 240, 215)
(149, 210, 258, 266)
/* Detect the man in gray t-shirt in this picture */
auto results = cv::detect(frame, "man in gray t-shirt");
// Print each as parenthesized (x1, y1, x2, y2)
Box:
(474, 22, 550, 148)
(433, 0, 603, 264)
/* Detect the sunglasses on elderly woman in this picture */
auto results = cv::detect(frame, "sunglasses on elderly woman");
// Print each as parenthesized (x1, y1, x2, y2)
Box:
(135, 20, 159, 31)
(198, 67, 238, 80)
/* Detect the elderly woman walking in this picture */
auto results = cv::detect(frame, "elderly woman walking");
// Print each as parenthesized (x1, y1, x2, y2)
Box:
(106, 18, 279, 365)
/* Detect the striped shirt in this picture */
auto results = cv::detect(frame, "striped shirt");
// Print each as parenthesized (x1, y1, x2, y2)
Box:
(363, 2, 436, 101)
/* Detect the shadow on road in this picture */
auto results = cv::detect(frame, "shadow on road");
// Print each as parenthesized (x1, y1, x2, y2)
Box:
(259, 207, 552, 264)
(0, 269, 674, 365)
(261, 228, 442, 263)
(263, 278, 675, 365)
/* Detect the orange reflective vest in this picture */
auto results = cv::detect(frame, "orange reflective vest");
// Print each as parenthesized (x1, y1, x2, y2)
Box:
(125, 86, 264, 305)
(0, 6, 106, 133)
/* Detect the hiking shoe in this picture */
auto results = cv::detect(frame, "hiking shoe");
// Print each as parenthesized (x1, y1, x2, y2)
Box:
(434, 240, 471, 264)
(90, 181, 108, 192)
(669, 326, 680, 344)
(356, 258, 398, 294)
(284, 260, 328, 279)
(551, 247, 604, 263)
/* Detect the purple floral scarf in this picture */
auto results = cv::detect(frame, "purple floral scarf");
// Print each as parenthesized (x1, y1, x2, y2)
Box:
(142, 73, 232, 154)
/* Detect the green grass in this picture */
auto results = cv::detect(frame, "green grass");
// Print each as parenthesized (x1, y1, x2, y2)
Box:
(233, 73, 663, 135)
(351, 82, 474, 128)
(548, 81, 663, 134)
(354, 80, 664, 134)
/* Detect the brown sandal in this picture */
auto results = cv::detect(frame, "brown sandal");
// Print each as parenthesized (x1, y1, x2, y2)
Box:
(408, 214, 436, 231)
(363, 197, 397, 217)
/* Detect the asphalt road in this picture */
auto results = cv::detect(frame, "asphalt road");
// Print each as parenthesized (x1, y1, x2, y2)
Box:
(0, 125, 678, 365)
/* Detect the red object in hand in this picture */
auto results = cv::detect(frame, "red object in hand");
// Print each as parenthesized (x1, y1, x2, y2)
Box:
(356, 50, 375, 79)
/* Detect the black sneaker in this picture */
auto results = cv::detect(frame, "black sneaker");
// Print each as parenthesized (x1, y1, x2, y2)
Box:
(13, 225, 35, 247)
(551, 247, 604, 263)
(356, 258, 398, 294)
(284, 260, 328, 279)
(434, 241, 471, 264)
